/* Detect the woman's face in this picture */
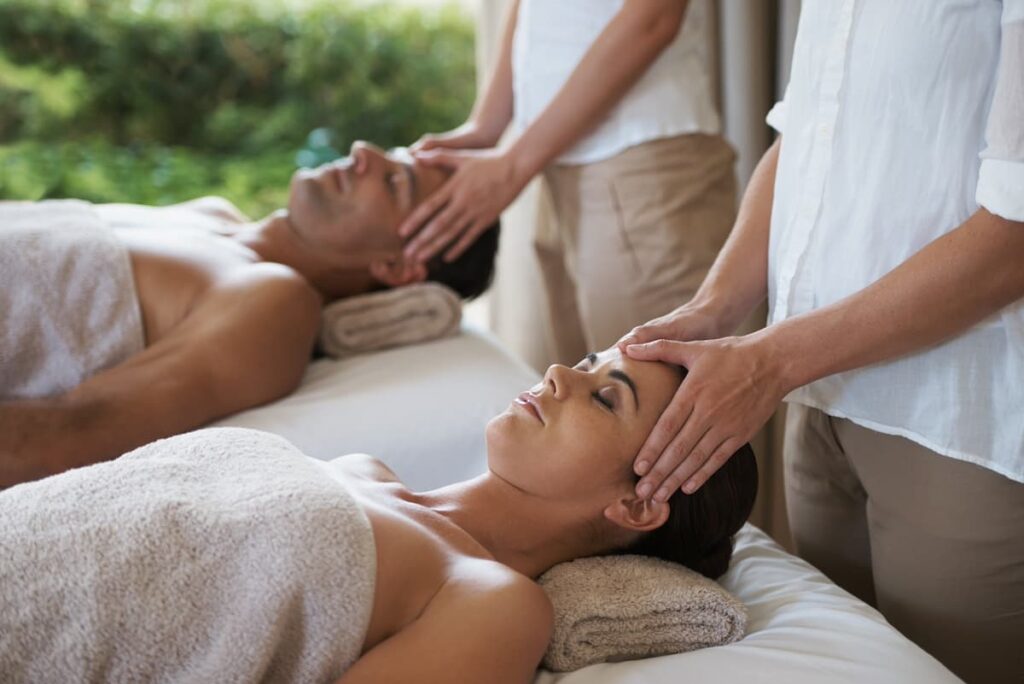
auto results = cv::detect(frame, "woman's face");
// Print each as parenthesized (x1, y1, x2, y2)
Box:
(486, 349, 682, 504)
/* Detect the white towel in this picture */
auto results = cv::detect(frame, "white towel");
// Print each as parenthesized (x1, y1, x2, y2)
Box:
(319, 282, 461, 357)
(539, 554, 747, 672)
(0, 200, 145, 399)
(0, 427, 376, 684)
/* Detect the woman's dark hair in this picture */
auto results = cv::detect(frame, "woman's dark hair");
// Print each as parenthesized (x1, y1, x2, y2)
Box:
(615, 369, 759, 579)
(425, 219, 500, 300)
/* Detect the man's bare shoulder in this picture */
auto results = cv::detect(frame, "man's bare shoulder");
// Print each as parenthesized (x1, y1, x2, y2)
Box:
(175, 262, 321, 406)
(196, 262, 321, 337)
(96, 197, 249, 232)
(173, 196, 251, 223)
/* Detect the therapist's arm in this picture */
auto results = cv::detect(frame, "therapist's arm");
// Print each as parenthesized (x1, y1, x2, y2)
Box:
(629, 208, 1024, 499)
(413, 0, 520, 152)
(401, 0, 691, 262)
(766, 209, 1024, 389)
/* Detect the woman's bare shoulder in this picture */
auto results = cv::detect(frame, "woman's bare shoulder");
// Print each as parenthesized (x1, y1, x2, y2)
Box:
(328, 453, 401, 484)
(444, 558, 554, 631)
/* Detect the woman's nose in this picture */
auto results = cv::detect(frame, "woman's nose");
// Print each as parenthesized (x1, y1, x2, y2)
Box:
(543, 364, 577, 398)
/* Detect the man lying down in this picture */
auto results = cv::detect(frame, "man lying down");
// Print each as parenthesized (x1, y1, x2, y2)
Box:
(0, 142, 498, 489)
(0, 349, 757, 683)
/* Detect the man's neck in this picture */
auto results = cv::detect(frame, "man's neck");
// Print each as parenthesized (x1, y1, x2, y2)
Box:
(233, 210, 377, 302)
(415, 473, 612, 579)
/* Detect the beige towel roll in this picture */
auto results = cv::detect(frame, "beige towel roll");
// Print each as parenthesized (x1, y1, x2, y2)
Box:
(319, 282, 462, 357)
(539, 554, 747, 672)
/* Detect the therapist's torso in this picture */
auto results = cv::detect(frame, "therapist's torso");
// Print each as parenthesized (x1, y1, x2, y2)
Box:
(512, 0, 720, 165)
(768, 0, 1024, 481)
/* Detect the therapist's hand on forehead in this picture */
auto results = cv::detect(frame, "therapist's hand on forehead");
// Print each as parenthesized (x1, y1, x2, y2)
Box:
(398, 142, 528, 263)
(396, 0, 693, 263)
(617, 309, 790, 501)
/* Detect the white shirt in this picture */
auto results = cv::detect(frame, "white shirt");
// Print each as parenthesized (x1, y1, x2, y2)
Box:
(768, 0, 1024, 482)
(512, 0, 720, 165)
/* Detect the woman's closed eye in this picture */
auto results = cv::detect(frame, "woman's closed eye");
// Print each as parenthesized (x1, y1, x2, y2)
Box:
(592, 387, 618, 412)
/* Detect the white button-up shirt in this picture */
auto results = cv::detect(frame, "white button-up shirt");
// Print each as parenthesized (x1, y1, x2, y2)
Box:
(512, 0, 720, 165)
(768, 0, 1024, 482)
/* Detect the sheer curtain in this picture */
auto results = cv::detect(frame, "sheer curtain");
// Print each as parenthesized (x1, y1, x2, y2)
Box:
(473, 0, 800, 547)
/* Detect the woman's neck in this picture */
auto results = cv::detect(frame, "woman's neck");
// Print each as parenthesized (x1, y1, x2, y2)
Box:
(415, 473, 610, 579)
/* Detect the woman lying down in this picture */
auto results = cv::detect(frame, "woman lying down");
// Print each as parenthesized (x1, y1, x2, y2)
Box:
(0, 348, 757, 683)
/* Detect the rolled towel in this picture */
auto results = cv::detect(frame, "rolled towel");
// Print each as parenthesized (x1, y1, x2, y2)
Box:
(538, 554, 747, 672)
(319, 282, 462, 357)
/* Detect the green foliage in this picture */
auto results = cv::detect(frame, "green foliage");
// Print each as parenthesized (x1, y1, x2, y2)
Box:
(0, 140, 294, 216)
(0, 0, 474, 209)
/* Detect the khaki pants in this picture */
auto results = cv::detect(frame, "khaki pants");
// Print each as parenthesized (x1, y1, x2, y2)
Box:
(533, 133, 737, 365)
(785, 403, 1024, 684)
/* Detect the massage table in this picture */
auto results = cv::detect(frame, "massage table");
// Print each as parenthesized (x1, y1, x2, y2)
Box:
(216, 325, 962, 684)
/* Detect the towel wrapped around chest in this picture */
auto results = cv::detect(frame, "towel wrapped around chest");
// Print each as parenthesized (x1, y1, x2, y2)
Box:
(0, 427, 376, 684)
(0, 199, 145, 399)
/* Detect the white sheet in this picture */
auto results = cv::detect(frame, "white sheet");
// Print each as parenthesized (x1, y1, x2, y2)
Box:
(217, 326, 534, 489)
(218, 326, 961, 683)
(537, 524, 961, 683)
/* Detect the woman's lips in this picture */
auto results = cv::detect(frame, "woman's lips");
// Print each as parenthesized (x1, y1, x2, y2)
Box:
(515, 392, 545, 424)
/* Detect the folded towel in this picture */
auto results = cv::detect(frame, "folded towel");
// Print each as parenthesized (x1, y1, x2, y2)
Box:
(0, 200, 145, 399)
(0, 427, 376, 684)
(319, 282, 461, 357)
(538, 554, 747, 672)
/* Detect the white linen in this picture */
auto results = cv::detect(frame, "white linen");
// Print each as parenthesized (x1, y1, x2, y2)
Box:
(767, 0, 1024, 482)
(217, 325, 538, 490)
(512, 0, 720, 165)
(221, 327, 960, 683)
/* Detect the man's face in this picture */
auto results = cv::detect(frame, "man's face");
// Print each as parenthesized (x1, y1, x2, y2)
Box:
(286, 141, 447, 262)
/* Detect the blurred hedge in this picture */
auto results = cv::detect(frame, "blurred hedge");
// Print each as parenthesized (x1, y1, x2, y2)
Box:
(0, 0, 475, 216)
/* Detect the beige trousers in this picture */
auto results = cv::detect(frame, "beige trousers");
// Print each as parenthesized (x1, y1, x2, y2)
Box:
(784, 403, 1024, 684)
(533, 133, 737, 365)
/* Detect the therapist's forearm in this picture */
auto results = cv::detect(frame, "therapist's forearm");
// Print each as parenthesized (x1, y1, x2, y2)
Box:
(691, 138, 780, 333)
(468, 0, 519, 143)
(507, 0, 689, 181)
(763, 208, 1024, 391)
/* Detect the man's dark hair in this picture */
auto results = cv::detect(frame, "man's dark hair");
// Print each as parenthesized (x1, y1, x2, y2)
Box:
(615, 368, 759, 579)
(425, 220, 500, 300)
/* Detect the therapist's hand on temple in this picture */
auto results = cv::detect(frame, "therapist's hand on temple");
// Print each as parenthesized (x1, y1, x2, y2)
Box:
(398, 147, 528, 263)
(624, 333, 790, 500)
(617, 303, 729, 350)
(410, 121, 498, 155)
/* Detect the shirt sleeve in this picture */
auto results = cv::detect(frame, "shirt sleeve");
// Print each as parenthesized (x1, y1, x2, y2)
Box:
(976, 2, 1024, 221)
(766, 84, 790, 134)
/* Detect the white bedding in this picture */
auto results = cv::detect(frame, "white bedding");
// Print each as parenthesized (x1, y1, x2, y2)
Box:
(217, 326, 536, 489)
(218, 326, 961, 684)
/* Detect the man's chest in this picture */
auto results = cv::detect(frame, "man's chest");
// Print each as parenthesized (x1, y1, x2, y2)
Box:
(112, 223, 257, 346)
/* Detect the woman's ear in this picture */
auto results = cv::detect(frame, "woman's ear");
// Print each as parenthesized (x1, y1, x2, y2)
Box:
(602, 494, 670, 534)
(369, 256, 428, 287)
